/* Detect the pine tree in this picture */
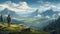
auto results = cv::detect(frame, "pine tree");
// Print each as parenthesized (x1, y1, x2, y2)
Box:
(0, 14, 3, 22)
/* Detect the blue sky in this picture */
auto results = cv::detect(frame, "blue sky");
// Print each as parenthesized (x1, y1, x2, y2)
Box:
(0, 0, 60, 2)
(0, 0, 60, 7)
(0, 0, 39, 7)
(0, 0, 60, 12)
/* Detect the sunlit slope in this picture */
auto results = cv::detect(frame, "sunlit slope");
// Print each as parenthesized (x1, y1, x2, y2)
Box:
(0, 22, 49, 34)
(0, 22, 26, 32)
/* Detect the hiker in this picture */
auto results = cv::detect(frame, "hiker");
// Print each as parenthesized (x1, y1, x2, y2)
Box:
(7, 14, 11, 27)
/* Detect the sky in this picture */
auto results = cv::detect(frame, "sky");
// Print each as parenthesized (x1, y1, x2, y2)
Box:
(0, 0, 60, 18)
(0, 0, 60, 7)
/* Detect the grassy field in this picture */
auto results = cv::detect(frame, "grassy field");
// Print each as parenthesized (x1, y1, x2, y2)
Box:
(0, 22, 49, 34)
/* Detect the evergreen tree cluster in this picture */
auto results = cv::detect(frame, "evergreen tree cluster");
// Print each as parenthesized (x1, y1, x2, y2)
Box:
(0, 14, 3, 22)
(43, 17, 60, 34)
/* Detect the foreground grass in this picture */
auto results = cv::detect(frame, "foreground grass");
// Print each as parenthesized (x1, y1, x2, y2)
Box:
(0, 22, 49, 34)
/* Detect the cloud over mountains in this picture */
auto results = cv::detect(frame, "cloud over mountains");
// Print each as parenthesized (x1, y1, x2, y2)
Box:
(0, 1, 60, 18)
(0, 1, 36, 14)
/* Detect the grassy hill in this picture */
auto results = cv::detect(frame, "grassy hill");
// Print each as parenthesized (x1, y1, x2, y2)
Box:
(0, 22, 49, 34)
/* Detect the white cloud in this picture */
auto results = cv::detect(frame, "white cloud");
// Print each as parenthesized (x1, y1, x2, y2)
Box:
(52, 14, 59, 19)
(38, 2, 60, 13)
(0, 1, 36, 14)
(0, 1, 60, 13)
(45, 15, 50, 18)
(12, 17, 24, 21)
(35, 14, 41, 17)
(58, 13, 60, 16)
(37, 14, 41, 17)
(0, 1, 60, 17)
(52, 14, 56, 17)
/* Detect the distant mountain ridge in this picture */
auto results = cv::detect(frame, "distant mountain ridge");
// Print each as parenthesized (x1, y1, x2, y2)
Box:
(40, 9, 59, 17)
(0, 8, 60, 18)
(0, 8, 19, 18)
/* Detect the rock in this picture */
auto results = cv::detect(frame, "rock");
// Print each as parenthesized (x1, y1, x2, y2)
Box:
(21, 27, 31, 32)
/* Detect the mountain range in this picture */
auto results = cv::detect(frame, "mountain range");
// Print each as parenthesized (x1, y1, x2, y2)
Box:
(40, 9, 60, 17)
(0, 8, 60, 30)
(0, 8, 19, 18)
